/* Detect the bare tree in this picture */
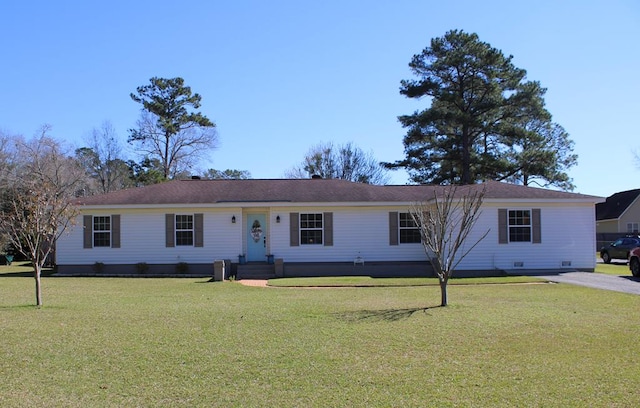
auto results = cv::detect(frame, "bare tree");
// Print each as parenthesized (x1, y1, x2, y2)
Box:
(129, 77, 218, 179)
(76, 121, 132, 194)
(0, 130, 18, 255)
(286, 141, 390, 184)
(0, 128, 86, 306)
(0, 130, 20, 186)
(410, 185, 489, 306)
(130, 111, 218, 179)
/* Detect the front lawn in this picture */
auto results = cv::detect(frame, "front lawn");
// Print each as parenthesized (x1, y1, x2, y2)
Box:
(1, 272, 639, 407)
(595, 260, 632, 276)
(0, 260, 54, 276)
(267, 275, 540, 287)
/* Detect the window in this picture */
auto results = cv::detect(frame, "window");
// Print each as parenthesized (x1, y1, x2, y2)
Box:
(93, 216, 111, 247)
(627, 223, 639, 234)
(84, 215, 120, 249)
(175, 215, 194, 246)
(499, 208, 541, 245)
(289, 212, 333, 247)
(399, 213, 421, 244)
(508, 210, 531, 242)
(300, 213, 323, 245)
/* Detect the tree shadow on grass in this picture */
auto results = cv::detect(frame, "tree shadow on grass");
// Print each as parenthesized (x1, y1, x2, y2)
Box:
(0, 304, 40, 310)
(0, 270, 55, 278)
(0, 271, 34, 278)
(336, 306, 442, 322)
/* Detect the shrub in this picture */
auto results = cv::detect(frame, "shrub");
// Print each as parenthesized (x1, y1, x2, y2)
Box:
(136, 262, 149, 274)
(93, 262, 105, 274)
(176, 262, 189, 274)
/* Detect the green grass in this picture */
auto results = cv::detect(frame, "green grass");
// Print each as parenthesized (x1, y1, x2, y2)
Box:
(267, 275, 540, 287)
(1, 269, 639, 407)
(595, 261, 632, 276)
(594, 252, 633, 276)
(0, 260, 55, 275)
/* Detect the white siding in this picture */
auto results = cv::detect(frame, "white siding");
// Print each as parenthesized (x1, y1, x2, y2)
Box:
(454, 202, 596, 270)
(58, 201, 597, 271)
(269, 206, 426, 262)
(57, 208, 242, 265)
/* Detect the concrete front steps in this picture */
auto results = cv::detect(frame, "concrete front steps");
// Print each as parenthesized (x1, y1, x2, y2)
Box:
(236, 263, 276, 280)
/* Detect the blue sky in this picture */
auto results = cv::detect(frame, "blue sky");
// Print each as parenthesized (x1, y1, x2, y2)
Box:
(1, 0, 638, 197)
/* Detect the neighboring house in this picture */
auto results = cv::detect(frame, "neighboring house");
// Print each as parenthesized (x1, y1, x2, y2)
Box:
(56, 178, 602, 278)
(596, 189, 640, 234)
(596, 189, 640, 247)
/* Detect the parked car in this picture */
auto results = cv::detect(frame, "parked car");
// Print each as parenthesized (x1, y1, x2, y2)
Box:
(600, 236, 640, 264)
(629, 247, 640, 277)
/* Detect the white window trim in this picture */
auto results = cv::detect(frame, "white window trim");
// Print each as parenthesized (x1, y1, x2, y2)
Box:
(508, 209, 532, 243)
(300, 213, 323, 245)
(175, 214, 194, 246)
(93, 215, 111, 247)
(398, 212, 421, 244)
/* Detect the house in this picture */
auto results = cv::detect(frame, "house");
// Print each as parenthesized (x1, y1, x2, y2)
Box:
(596, 189, 640, 247)
(56, 178, 602, 278)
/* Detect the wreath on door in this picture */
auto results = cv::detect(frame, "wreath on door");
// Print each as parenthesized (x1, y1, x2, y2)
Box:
(251, 219, 263, 243)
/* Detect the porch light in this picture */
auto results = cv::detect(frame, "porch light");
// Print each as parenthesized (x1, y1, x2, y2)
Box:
(232, 215, 236, 223)
(276, 215, 280, 223)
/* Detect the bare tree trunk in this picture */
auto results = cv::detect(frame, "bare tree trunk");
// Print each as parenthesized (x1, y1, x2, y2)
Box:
(164, 131, 170, 179)
(461, 125, 471, 184)
(34, 266, 42, 307)
(439, 279, 448, 307)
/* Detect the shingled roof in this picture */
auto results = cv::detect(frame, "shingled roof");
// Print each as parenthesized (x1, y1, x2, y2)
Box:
(74, 178, 601, 206)
(596, 189, 640, 221)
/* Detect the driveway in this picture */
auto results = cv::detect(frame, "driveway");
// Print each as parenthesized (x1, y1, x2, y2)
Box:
(522, 271, 640, 295)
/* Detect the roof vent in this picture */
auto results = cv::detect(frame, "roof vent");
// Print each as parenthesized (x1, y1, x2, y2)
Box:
(191, 175, 201, 180)
(311, 174, 322, 179)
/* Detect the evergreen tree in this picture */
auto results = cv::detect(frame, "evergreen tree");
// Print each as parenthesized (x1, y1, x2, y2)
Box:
(129, 77, 217, 179)
(385, 30, 576, 189)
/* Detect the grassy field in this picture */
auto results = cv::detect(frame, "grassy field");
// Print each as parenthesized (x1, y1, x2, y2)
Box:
(267, 275, 541, 287)
(2, 264, 639, 407)
(595, 260, 632, 276)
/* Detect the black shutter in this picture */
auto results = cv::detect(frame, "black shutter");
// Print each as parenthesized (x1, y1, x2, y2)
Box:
(323, 212, 333, 246)
(166, 214, 175, 247)
(389, 212, 398, 246)
(194, 213, 204, 247)
(498, 209, 508, 244)
(83, 215, 92, 249)
(111, 215, 121, 248)
(290, 213, 299, 246)
(532, 209, 541, 244)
